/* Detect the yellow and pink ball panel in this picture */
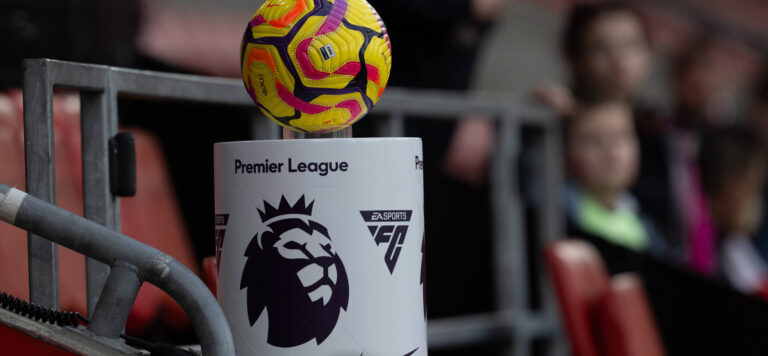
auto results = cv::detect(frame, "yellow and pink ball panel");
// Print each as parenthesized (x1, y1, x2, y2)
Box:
(241, 0, 392, 133)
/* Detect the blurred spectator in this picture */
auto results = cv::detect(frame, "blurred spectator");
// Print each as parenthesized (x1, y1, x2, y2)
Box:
(0, 0, 141, 88)
(562, 2, 651, 105)
(747, 76, 768, 141)
(366, 0, 510, 184)
(746, 74, 768, 264)
(534, 2, 688, 261)
(699, 126, 768, 297)
(136, 0, 248, 77)
(441, 0, 513, 186)
(654, 38, 739, 275)
(673, 38, 736, 128)
(563, 100, 666, 272)
(365, 0, 511, 332)
(544, 3, 761, 274)
(532, 2, 651, 115)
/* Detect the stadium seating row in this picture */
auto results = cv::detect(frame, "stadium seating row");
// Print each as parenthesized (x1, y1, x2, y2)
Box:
(545, 239, 665, 356)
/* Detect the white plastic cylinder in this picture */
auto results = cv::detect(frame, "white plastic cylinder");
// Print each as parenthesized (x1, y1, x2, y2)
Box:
(214, 138, 427, 356)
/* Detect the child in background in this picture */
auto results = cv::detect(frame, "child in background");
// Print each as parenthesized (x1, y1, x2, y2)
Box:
(564, 100, 667, 272)
(699, 127, 768, 297)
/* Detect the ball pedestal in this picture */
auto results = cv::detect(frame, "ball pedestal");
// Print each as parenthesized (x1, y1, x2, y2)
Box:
(282, 127, 354, 139)
(214, 135, 427, 356)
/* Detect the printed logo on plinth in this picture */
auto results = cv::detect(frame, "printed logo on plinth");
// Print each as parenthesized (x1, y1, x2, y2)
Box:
(214, 214, 229, 275)
(359, 210, 413, 274)
(240, 195, 349, 348)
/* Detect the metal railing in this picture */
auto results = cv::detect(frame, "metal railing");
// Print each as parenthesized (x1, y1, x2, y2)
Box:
(21, 58, 565, 355)
(0, 182, 234, 355)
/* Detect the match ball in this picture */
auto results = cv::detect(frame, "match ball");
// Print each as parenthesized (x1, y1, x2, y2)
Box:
(241, 0, 392, 133)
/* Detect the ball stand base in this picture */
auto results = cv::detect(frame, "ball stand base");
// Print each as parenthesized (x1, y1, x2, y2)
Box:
(283, 126, 354, 139)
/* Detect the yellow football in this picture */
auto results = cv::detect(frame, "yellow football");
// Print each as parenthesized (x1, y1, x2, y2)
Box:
(241, 0, 392, 133)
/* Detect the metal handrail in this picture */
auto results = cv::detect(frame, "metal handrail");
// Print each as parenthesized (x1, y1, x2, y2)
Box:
(0, 183, 234, 355)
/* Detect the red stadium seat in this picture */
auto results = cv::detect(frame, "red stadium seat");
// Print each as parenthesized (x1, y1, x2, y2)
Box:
(598, 274, 665, 356)
(545, 239, 609, 356)
(544, 239, 665, 356)
(120, 128, 199, 333)
(0, 90, 199, 334)
(0, 90, 87, 314)
(0, 91, 29, 303)
(202, 256, 218, 298)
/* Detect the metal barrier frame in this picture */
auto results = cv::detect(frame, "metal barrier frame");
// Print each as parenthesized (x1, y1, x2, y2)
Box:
(22, 58, 564, 355)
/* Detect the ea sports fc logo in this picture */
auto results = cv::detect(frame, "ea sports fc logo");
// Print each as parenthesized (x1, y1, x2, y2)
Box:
(241, 195, 349, 348)
(360, 210, 413, 273)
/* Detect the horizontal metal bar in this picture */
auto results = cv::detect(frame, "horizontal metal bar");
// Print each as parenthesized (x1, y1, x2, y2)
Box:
(109, 68, 251, 106)
(428, 312, 512, 349)
(374, 89, 554, 124)
(427, 311, 559, 349)
(47, 61, 110, 92)
(27, 59, 251, 106)
(27, 59, 555, 125)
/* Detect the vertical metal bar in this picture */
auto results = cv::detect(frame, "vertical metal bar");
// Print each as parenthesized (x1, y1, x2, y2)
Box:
(539, 120, 567, 356)
(87, 261, 141, 339)
(492, 116, 527, 310)
(539, 120, 563, 246)
(376, 111, 405, 137)
(491, 113, 528, 355)
(22, 59, 59, 309)
(80, 68, 118, 316)
(251, 111, 280, 140)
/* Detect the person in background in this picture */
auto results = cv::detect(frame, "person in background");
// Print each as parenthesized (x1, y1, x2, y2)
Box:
(563, 100, 667, 273)
(532, 2, 688, 256)
(698, 127, 768, 298)
(673, 39, 736, 128)
(365, 0, 511, 185)
(538, 2, 743, 273)
(744, 76, 768, 264)
(365, 0, 511, 324)
(652, 39, 734, 275)
(533, 2, 651, 115)
(747, 76, 768, 141)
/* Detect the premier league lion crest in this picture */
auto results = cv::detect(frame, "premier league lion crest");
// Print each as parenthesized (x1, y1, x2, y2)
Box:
(241, 195, 349, 348)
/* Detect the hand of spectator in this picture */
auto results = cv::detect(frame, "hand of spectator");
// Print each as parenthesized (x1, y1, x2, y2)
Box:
(530, 81, 576, 117)
(443, 116, 495, 186)
(472, 0, 513, 22)
(137, 0, 244, 77)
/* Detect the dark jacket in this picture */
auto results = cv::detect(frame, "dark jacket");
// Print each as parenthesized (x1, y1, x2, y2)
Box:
(631, 107, 686, 253)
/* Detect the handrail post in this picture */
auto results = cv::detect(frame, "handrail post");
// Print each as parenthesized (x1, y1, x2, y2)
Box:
(87, 261, 141, 338)
(80, 68, 119, 317)
(491, 113, 528, 356)
(377, 111, 405, 137)
(23, 59, 59, 309)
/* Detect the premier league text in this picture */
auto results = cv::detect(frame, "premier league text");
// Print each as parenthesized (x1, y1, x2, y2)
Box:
(234, 158, 349, 176)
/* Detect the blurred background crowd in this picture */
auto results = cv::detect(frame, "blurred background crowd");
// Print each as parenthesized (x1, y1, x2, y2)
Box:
(5, 0, 768, 354)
